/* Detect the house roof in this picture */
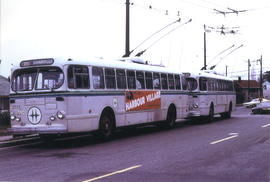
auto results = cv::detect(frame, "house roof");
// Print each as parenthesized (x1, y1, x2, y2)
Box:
(0, 75, 10, 96)
(234, 80, 260, 88)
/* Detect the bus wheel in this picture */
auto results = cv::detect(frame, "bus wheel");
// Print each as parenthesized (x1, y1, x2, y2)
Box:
(225, 103, 232, 119)
(98, 114, 114, 140)
(208, 104, 214, 122)
(166, 106, 176, 128)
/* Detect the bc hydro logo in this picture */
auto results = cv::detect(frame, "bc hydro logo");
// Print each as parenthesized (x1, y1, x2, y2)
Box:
(27, 107, 42, 125)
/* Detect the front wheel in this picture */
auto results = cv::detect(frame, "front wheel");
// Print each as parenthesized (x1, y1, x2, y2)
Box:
(208, 105, 214, 122)
(98, 114, 114, 140)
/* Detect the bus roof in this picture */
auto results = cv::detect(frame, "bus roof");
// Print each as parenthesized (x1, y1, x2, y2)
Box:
(12, 57, 182, 75)
(183, 70, 234, 81)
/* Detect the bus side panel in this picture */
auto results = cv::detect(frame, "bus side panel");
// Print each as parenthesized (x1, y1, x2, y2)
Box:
(177, 94, 189, 119)
(125, 111, 149, 125)
(66, 95, 126, 132)
(198, 94, 211, 116)
(216, 94, 227, 113)
(66, 95, 99, 132)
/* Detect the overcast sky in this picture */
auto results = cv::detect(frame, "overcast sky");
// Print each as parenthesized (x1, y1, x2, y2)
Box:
(1, 0, 270, 79)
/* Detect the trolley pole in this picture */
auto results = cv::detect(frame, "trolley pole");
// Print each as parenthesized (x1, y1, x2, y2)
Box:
(124, 0, 130, 57)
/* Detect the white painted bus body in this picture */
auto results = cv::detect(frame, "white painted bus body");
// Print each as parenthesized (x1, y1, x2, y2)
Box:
(9, 57, 190, 136)
(186, 71, 236, 118)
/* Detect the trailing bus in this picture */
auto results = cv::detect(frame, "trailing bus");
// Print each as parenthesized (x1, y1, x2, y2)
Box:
(8, 57, 191, 139)
(185, 70, 236, 121)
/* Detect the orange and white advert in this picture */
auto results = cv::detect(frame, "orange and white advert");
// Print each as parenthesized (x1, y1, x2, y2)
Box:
(125, 90, 161, 112)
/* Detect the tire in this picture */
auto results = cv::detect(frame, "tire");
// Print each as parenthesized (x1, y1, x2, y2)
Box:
(225, 103, 232, 119)
(166, 106, 176, 128)
(98, 114, 114, 140)
(208, 104, 214, 122)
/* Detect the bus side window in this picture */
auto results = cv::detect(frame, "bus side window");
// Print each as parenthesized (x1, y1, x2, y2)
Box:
(92, 67, 105, 89)
(145, 72, 153, 89)
(199, 77, 207, 91)
(127, 70, 136, 89)
(161, 73, 168, 90)
(68, 65, 90, 89)
(116, 69, 127, 89)
(105, 68, 116, 89)
(175, 75, 181, 90)
(136, 71, 145, 89)
(168, 74, 175, 90)
(153, 73, 161, 89)
(181, 76, 187, 90)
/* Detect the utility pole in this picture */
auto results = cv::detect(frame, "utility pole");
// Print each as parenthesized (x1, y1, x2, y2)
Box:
(259, 55, 263, 100)
(203, 24, 206, 70)
(225, 65, 228, 76)
(123, 0, 130, 57)
(248, 59, 251, 101)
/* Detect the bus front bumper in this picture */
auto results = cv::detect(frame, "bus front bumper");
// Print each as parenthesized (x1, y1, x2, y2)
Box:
(8, 126, 68, 135)
(187, 111, 201, 118)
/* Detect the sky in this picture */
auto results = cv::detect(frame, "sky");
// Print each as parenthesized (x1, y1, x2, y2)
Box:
(1, 0, 270, 79)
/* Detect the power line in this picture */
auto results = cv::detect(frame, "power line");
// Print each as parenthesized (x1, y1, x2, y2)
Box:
(131, 2, 182, 18)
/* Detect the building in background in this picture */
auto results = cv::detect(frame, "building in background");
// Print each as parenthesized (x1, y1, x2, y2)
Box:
(263, 81, 270, 100)
(0, 75, 9, 112)
(234, 79, 260, 104)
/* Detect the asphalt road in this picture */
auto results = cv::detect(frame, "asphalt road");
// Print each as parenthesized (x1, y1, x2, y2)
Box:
(0, 106, 269, 182)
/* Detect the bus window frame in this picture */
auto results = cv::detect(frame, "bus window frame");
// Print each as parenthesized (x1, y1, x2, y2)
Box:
(67, 65, 90, 89)
(116, 69, 127, 89)
(104, 68, 116, 89)
(92, 66, 105, 89)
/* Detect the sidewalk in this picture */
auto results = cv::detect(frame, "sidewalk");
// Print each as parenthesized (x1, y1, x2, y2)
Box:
(0, 126, 13, 142)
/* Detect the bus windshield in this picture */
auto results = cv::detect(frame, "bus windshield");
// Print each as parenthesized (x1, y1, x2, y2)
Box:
(186, 77, 198, 91)
(11, 67, 64, 92)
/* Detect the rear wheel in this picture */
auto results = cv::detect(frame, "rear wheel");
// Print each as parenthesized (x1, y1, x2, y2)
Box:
(221, 103, 232, 119)
(225, 103, 232, 118)
(165, 106, 176, 128)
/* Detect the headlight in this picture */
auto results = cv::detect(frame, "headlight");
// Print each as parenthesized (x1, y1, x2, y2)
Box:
(193, 104, 199, 109)
(50, 116, 56, 121)
(57, 111, 65, 119)
(10, 115, 16, 121)
(15, 117, 21, 122)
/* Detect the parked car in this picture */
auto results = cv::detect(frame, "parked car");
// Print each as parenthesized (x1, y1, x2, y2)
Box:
(243, 98, 270, 108)
(252, 102, 270, 114)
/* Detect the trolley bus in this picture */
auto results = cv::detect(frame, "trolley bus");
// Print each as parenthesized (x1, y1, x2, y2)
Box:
(185, 71, 236, 121)
(8, 57, 191, 139)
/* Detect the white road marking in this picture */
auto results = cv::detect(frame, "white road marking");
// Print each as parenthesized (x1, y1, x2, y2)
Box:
(82, 165, 142, 182)
(262, 123, 270, 128)
(210, 133, 238, 145)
